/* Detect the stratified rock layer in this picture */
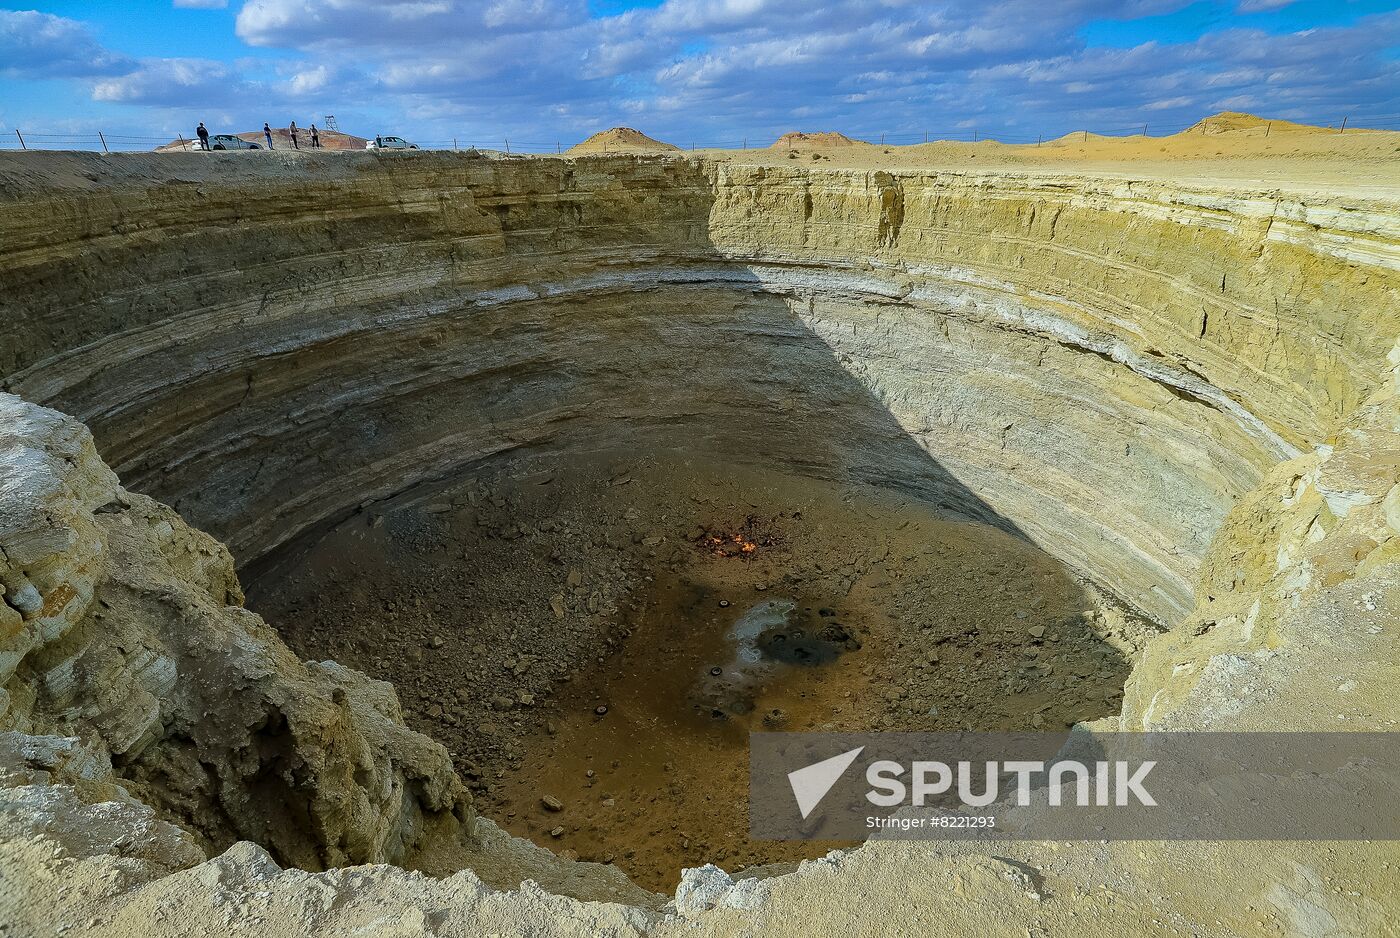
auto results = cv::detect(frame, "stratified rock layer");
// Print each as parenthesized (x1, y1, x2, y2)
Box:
(1, 151, 1398, 936)
(7, 154, 1394, 624)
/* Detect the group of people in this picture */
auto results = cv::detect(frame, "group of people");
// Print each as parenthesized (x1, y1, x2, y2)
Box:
(194, 120, 323, 151)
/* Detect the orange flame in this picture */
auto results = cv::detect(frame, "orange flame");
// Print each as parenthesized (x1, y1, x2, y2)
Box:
(703, 532, 759, 556)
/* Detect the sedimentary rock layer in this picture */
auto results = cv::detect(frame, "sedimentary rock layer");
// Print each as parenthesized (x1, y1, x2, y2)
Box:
(6, 154, 1394, 623)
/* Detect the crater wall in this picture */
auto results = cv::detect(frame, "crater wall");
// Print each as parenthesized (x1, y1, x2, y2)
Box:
(6, 154, 1393, 624)
(2, 152, 1399, 935)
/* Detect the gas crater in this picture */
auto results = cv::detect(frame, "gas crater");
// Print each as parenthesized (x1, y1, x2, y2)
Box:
(2, 151, 1397, 932)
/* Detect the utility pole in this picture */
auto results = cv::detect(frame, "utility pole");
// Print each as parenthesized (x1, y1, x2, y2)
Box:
(505, 138, 510, 153)
(101, 131, 111, 153)
(1037, 134, 1042, 147)
(1142, 122, 1148, 136)
(973, 129, 978, 142)
(15, 129, 25, 150)
(1339, 115, 1349, 134)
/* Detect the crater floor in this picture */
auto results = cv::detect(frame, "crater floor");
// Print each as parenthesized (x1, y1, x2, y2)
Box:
(249, 450, 1152, 890)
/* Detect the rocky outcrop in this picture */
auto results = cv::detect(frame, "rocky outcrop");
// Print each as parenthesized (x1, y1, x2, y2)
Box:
(1123, 358, 1400, 731)
(0, 395, 471, 872)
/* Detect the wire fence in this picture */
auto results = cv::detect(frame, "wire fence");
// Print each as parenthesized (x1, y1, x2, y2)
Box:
(3, 114, 1399, 154)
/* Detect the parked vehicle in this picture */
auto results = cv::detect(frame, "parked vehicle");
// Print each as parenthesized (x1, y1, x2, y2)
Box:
(366, 135, 418, 150)
(209, 134, 261, 150)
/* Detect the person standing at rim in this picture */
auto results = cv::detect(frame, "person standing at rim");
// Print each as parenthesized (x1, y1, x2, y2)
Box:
(289, 120, 299, 149)
(310, 123, 320, 148)
(195, 122, 209, 151)
(263, 122, 275, 149)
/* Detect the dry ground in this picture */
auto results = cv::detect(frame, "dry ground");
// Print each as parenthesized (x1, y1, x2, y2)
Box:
(248, 450, 1155, 891)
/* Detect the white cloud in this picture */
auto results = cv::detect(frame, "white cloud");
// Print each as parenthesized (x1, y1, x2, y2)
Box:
(5, 0, 1399, 146)
(0, 10, 132, 78)
(1236, 0, 1296, 12)
(285, 64, 332, 95)
(1145, 95, 1193, 110)
(92, 58, 243, 105)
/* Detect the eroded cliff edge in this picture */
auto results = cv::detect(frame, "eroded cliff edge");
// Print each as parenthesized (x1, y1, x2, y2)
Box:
(2, 152, 1398, 935)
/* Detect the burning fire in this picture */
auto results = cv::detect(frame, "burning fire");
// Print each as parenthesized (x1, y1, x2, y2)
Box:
(694, 515, 775, 558)
(704, 533, 758, 555)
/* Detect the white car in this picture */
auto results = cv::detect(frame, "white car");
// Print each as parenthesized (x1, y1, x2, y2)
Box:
(366, 135, 418, 150)
(208, 134, 260, 150)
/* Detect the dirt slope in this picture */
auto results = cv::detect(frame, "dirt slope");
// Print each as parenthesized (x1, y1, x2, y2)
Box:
(568, 127, 679, 154)
(771, 131, 866, 148)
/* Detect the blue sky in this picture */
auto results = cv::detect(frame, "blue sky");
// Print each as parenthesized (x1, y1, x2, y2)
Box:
(2, 1, 1397, 148)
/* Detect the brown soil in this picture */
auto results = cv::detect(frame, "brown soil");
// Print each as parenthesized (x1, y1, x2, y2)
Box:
(568, 127, 679, 154)
(771, 131, 866, 149)
(248, 450, 1155, 893)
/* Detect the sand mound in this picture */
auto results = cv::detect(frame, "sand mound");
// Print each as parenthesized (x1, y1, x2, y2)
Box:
(772, 131, 865, 148)
(568, 127, 679, 154)
(1187, 111, 1325, 135)
(1025, 110, 1365, 156)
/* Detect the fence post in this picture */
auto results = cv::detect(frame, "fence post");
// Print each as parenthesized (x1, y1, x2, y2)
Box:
(1083, 130, 1088, 142)
(1037, 134, 1042, 147)
(1339, 116, 1348, 134)
(973, 129, 978, 142)
(15, 130, 26, 150)
(556, 141, 560, 154)
(1142, 123, 1148, 136)
(880, 133, 885, 145)
(100, 131, 111, 153)
(453, 137, 458, 151)
(505, 138, 510, 153)
(743, 137, 747, 149)
(1265, 122, 1271, 138)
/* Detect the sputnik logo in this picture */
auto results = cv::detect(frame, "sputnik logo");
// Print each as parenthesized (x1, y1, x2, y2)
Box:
(787, 746, 864, 819)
